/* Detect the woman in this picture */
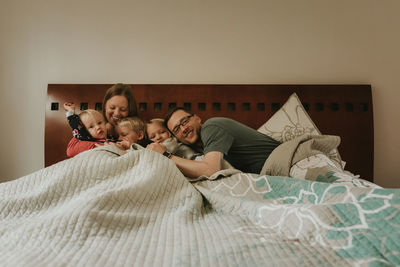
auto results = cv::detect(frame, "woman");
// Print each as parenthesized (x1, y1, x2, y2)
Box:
(66, 83, 138, 157)
(102, 83, 138, 138)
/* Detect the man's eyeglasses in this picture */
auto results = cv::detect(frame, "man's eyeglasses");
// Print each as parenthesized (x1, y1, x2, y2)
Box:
(172, 114, 193, 135)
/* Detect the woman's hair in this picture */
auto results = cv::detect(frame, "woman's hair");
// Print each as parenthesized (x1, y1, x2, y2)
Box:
(102, 83, 138, 120)
(117, 117, 146, 135)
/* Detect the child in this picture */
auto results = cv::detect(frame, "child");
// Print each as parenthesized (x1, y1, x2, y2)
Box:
(64, 102, 116, 157)
(115, 117, 153, 150)
(146, 118, 200, 159)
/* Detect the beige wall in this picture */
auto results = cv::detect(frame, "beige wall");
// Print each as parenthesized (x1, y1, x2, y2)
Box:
(0, 0, 399, 187)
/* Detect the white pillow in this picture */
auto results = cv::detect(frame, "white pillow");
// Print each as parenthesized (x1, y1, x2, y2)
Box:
(258, 93, 343, 170)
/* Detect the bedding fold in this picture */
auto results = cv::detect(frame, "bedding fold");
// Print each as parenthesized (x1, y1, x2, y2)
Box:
(1, 146, 399, 267)
(260, 134, 340, 177)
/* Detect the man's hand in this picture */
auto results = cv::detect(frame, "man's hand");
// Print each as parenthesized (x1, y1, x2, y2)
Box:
(146, 142, 167, 154)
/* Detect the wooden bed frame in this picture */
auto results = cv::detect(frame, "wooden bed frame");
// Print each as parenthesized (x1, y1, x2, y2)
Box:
(45, 84, 374, 182)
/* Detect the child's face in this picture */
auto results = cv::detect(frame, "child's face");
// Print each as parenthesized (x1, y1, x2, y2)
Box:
(147, 123, 170, 143)
(116, 125, 144, 145)
(81, 112, 107, 139)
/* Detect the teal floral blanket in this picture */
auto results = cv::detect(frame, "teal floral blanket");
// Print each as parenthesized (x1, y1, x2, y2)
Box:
(196, 173, 400, 266)
(0, 147, 399, 266)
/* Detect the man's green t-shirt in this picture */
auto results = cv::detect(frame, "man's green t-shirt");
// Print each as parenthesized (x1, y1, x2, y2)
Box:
(201, 117, 281, 173)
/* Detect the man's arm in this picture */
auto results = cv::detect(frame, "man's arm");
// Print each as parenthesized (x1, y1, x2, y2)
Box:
(146, 143, 222, 178)
(170, 151, 222, 178)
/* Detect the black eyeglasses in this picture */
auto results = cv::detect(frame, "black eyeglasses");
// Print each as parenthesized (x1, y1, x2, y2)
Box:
(172, 114, 193, 135)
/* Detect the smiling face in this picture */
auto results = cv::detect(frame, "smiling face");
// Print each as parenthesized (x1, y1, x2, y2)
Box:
(116, 125, 144, 145)
(80, 111, 107, 140)
(167, 109, 201, 145)
(146, 123, 170, 143)
(104, 95, 129, 126)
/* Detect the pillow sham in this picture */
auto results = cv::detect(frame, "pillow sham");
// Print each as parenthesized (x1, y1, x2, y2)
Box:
(257, 93, 343, 170)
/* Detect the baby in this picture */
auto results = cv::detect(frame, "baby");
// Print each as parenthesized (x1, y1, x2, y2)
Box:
(64, 102, 115, 157)
(146, 118, 200, 159)
(115, 117, 153, 150)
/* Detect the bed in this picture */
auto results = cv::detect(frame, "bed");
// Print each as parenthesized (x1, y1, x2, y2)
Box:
(1, 84, 399, 266)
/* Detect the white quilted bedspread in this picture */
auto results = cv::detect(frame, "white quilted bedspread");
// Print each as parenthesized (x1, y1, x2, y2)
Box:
(1, 146, 399, 266)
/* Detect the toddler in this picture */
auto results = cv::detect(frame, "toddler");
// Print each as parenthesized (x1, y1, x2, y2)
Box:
(64, 102, 115, 157)
(115, 117, 153, 150)
(146, 118, 200, 159)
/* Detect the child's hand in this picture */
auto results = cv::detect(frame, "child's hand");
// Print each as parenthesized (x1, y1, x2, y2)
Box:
(115, 140, 131, 150)
(102, 142, 127, 154)
(63, 102, 75, 112)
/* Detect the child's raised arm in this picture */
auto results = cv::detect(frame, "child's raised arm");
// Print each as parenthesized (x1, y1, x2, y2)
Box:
(63, 102, 75, 112)
(63, 102, 93, 141)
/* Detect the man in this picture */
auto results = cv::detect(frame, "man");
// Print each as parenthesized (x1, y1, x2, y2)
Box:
(146, 107, 281, 178)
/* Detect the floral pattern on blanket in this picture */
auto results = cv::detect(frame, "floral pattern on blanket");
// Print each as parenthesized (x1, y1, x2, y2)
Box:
(195, 172, 400, 266)
(259, 176, 399, 266)
(290, 153, 377, 188)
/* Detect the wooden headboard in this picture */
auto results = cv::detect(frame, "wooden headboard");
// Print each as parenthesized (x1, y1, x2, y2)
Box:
(46, 84, 374, 182)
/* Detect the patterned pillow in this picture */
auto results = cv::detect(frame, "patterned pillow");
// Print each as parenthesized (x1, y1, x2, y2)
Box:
(257, 93, 343, 170)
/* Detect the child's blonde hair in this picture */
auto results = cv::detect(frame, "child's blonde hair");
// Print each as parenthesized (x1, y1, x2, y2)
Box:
(147, 118, 165, 126)
(117, 117, 146, 135)
(79, 109, 104, 121)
